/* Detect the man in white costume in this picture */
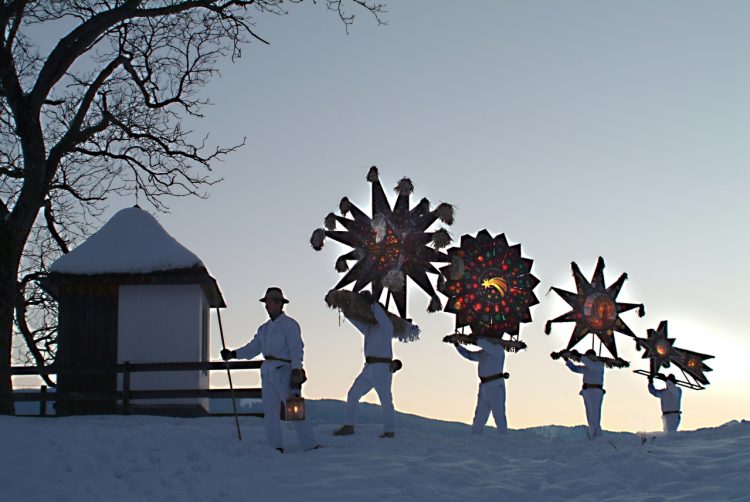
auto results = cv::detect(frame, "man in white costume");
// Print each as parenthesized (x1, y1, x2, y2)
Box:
(565, 349, 605, 439)
(453, 336, 508, 434)
(334, 291, 400, 438)
(222, 287, 319, 453)
(648, 374, 682, 433)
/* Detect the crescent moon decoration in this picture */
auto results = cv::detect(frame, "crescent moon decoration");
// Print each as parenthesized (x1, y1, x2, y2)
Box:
(546, 256, 645, 368)
(309, 166, 455, 319)
(633, 320, 714, 390)
(438, 230, 540, 352)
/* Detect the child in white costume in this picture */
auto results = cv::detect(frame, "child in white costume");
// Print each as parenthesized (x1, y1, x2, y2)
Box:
(454, 337, 508, 434)
(648, 374, 682, 433)
(565, 349, 605, 439)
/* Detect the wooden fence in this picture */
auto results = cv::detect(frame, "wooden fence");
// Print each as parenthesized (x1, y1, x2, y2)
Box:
(4, 360, 263, 417)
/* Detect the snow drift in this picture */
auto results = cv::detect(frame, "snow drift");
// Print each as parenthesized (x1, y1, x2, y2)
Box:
(1, 399, 748, 501)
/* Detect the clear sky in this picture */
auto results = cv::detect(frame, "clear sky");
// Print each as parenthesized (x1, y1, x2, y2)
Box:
(82, 1, 749, 431)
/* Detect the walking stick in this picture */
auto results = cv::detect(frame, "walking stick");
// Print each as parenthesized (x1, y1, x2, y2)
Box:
(216, 308, 242, 442)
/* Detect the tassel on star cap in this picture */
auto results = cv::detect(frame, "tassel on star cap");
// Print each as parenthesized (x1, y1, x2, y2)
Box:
(339, 197, 352, 215)
(366, 166, 379, 182)
(435, 202, 455, 225)
(395, 177, 414, 195)
(431, 228, 452, 249)
(310, 228, 326, 251)
(383, 269, 405, 292)
(324, 213, 337, 231)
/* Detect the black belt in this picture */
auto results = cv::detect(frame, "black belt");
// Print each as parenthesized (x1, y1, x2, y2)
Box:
(663, 410, 681, 416)
(265, 355, 291, 363)
(365, 356, 392, 364)
(582, 383, 605, 393)
(480, 372, 509, 384)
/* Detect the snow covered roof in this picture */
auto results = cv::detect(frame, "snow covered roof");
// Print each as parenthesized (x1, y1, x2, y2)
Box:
(45, 206, 225, 307)
(50, 206, 204, 275)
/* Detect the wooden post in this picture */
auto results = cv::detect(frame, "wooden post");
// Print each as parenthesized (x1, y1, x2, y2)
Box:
(39, 385, 47, 417)
(122, 361, 131, 415)
(216, 308, 242, 442)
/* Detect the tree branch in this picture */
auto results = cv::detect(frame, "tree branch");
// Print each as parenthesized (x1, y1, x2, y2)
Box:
(14, 285, 55, 387)
(46, 56, 125, 172)
(31, 1, 261, 111)
(49, 182, 107, 203)
(0, 166, 23, 179)
(5, 0, 29, 49)
(43, 199, 69, 254)
(30, 1, 140, 111)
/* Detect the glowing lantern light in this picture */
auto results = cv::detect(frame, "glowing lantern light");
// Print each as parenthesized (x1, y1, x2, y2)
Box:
(282, 395, 306, 421)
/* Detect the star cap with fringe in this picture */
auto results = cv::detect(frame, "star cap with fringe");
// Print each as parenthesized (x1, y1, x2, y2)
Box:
(259, 287, 289, 304)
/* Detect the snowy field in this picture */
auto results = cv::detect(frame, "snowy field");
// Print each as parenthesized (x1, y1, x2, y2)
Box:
(2, 399, 748, 502)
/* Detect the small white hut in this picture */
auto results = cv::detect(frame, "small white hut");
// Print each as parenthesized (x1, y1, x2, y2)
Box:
(43, 206, 225, 416)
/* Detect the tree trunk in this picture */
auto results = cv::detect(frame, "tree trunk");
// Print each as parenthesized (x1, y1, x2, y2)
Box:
(0, 193, 42, 415)
(0, 229, 18, 415)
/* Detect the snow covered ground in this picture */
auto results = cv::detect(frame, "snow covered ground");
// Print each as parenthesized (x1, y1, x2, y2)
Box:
(2, 399, 748, 501)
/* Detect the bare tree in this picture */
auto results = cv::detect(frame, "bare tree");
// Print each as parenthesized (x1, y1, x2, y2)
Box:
(0, 0, 386, 415)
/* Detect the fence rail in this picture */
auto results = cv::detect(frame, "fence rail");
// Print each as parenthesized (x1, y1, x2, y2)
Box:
(7, 360, 262, 376)
(4, 360, 264, 417)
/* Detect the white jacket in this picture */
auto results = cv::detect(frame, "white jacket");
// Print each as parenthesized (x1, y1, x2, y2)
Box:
(649, 380, 682, 413)
(348, 303, 394, 359)
(236, 312, 305, 376)
(455, 337, 506, 378)
(566, 357, 604, 389)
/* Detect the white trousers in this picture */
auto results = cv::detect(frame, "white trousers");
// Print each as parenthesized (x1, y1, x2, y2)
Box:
(471, 380, 507, 434)
(662, 413, 681, 433)
(581, 389, 604, 439)
(345, 363, 394, 433)
(261, 367, 317, 451)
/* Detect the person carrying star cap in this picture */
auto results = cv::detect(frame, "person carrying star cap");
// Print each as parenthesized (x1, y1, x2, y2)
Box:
(334, 290, 404, 439)
(648, 373, 683, 433)
(452, 335, 509, 435)
(221, 287, 320, 453)
(565, 349, 605, 439)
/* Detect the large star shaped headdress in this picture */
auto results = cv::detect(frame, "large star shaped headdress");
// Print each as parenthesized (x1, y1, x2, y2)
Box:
(546, 257, 645, 361)
(638, 320, 676, 373)
(310, 166, 455, 319)
(635, 320, 714, 387)
(438, 230, 539, 341)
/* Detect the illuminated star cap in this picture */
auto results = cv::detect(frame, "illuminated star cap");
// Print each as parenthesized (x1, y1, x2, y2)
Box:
(309, 166, 455, 319)
(438, 230, 539, 339)
(546, 256, 645, 361)
(638, 320, 677, 374)
(636, 320, 715, 386)
(672, 347, 714, 386)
